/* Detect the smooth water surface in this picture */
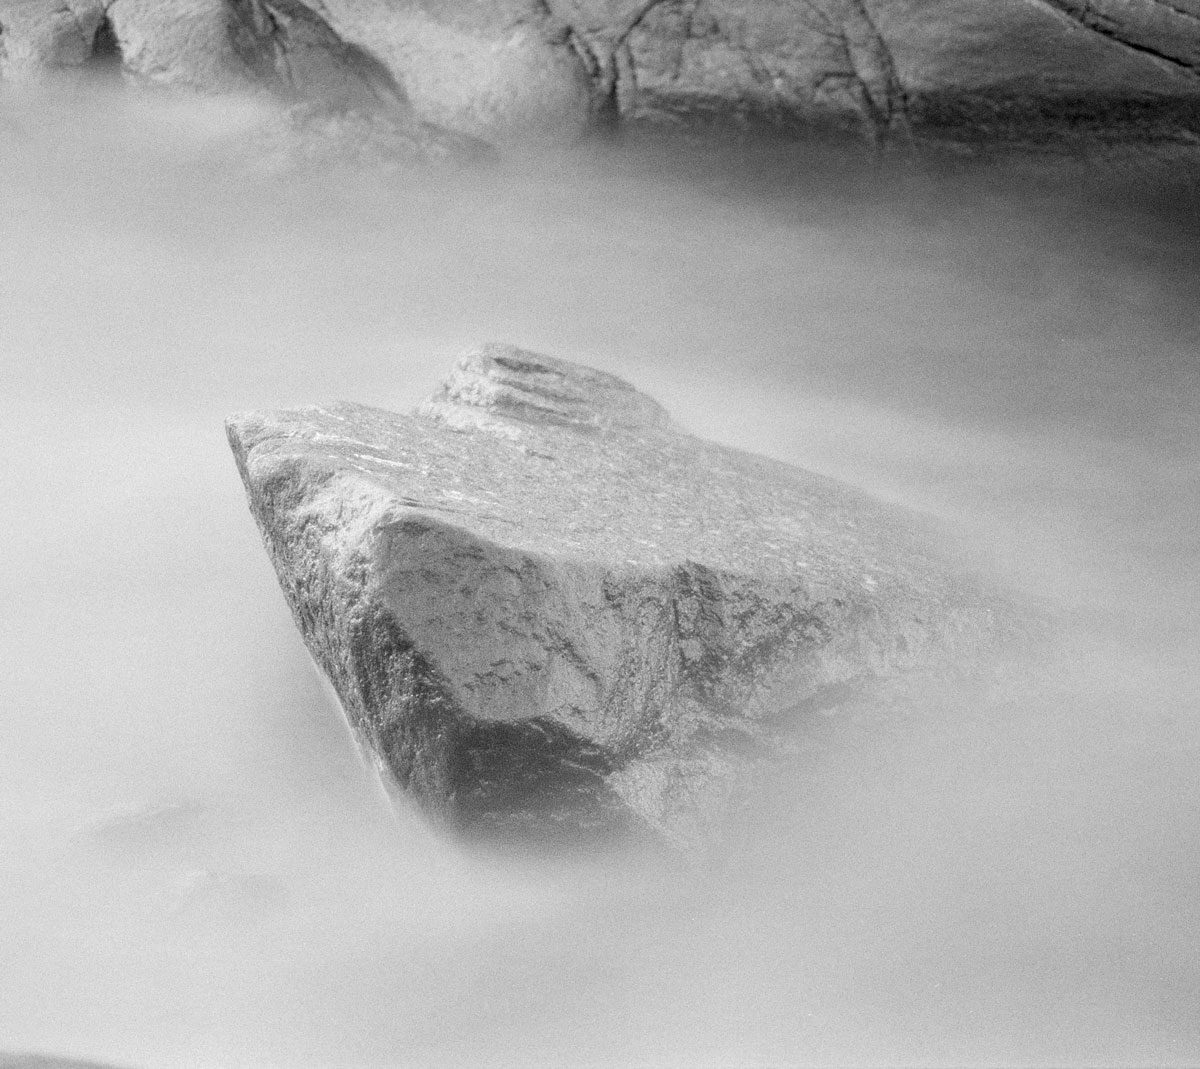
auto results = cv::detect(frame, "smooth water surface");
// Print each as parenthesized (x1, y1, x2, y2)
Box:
(1, 84, 1198, 1067)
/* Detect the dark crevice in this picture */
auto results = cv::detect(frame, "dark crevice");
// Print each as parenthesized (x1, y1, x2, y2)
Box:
(227, 0, 407, 107)
(89, 15, 122, 72)
(344, 600, 633, 849)
(449, 715, 628, 847)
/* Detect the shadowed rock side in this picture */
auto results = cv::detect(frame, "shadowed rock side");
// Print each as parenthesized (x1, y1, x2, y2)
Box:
(228, 344, 1024, 849)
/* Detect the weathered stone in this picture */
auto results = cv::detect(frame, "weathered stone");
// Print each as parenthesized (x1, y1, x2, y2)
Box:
(314, 0, 594, 144)
(0, 0, 108, 80)
(5, 0, 1199, 149)
(304, 0, 1200, 146)
(0, 0, 471, 161)
(0, 0, 403, 100)
(228, 344, 1022, 850)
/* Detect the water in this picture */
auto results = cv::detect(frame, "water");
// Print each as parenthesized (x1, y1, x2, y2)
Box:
(1, 83, 1198, 1067)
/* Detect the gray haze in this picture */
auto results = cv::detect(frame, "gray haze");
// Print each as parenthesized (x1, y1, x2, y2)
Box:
(1, 83, 1198, 1067)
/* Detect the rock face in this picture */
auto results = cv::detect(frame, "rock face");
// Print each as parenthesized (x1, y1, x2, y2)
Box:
(0, 0, 397, 101)
(314, 0, 594, 145)
(3, 0, 1198, 149)
(228, 344, 1019, 848)
(562, 0, 1200, 142)
(0, 0, 464, 163)
(0, 0, 592, 147)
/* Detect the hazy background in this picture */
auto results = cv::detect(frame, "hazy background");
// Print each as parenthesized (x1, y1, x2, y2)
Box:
(1, 83, 1198, 1067)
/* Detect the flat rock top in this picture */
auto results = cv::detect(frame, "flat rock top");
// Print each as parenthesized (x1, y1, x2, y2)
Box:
(229, 343, 971, 605)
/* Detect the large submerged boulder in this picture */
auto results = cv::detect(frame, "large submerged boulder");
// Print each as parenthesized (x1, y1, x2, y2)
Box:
(228, 344, 1020, 849)
(226, 347, 1022, 849)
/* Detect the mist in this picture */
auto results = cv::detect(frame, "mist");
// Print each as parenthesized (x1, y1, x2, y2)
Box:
(1, 81, 1198, 1067)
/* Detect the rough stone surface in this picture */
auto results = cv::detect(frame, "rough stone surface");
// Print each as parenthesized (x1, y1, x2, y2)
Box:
(4, 0, 1199, 148)
(0, 0, 465, 161)
(306, 0, 1200, 145)
(228, 344, 1022, 849)
(0, 0, 397, 99)
(0, 0, 592, 146)
(314, 0, 593, 144)
(0, 0, 109, 80)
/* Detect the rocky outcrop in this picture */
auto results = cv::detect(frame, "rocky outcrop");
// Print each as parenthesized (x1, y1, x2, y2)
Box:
(249, 0, 1200, 146)
(544, 0, 1200, 145)
(0, 0, 388, 99)
(4, 0, 1198, 150)
(228, 344, 1022, 849)
(313, 0, 593, 145)
(0, 0, 591, 147)
(0, 1, 110, 79)
(0, 0, 474, 160)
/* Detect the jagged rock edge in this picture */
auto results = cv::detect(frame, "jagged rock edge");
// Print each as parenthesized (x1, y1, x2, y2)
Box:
(227, 420, 649, 845)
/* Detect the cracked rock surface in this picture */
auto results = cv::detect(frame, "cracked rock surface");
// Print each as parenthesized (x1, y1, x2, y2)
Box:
(228, 344, 1022, 849)
(0, 0, 469, 163)
(5, 0, 1200, 152)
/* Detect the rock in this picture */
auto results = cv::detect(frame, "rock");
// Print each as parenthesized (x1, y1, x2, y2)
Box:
(0, 0, 108, 80)
(314, 0, 594, 145)
(110, 0, 406, 107)
(304, 0, 1200, 147)
(5, 0, 1198, 150)
(538, 0, 1200, 147)
(0, 0, 405, 102)
(0, 0, 591, 147)
(228, 344, 1023, 850)
(0, 0, 476, 162)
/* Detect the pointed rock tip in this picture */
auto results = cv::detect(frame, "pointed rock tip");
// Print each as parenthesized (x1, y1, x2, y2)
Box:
(417, 342, 672, 436)
(224, 411, 257, 456)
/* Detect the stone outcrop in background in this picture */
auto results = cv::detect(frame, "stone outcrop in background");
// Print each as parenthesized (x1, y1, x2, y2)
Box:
(0, 0, 401, 101)
(2, 0, 1198, 149)
(228, 345, 1024, 850)
(559, 0, 1200, 144)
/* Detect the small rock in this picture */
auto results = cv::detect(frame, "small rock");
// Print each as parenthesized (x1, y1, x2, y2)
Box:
(0, 1056, 130, 1069)
(75, 799, 208, 865)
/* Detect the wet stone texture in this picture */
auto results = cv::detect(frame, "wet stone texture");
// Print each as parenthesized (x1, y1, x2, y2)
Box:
(228, 343, 1023, 850)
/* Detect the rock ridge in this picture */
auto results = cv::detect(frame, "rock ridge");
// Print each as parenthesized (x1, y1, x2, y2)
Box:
(4, 0, 1200, 153)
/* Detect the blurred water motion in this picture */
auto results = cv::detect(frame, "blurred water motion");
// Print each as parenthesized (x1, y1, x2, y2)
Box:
(1, 81, 1198, 1068)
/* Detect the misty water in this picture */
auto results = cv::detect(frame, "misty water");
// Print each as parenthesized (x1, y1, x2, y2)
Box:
(2, 83, 1198, 1067)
